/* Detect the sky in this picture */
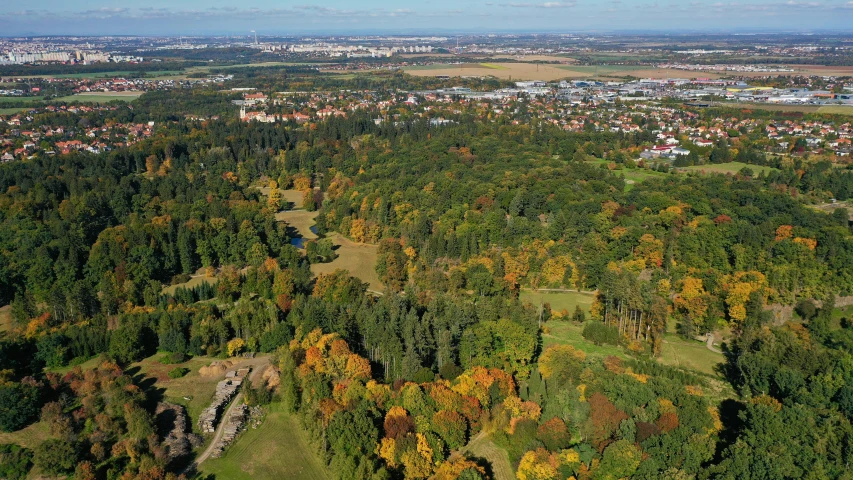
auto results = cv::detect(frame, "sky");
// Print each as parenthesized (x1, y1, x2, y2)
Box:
(1, 0, 852, 36)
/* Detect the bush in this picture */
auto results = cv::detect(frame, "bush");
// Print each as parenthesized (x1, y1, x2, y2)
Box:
(168, 368, 189, 379)
(161, 351, 188, 364)
(582, 321, 621, 346)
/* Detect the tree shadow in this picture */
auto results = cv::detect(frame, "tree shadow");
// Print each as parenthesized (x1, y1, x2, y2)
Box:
(124, 365, 166, 412)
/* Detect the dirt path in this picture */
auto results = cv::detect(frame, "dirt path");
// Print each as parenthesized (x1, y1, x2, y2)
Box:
(705, 334, 723, 354)
(188, 357, 270, 472)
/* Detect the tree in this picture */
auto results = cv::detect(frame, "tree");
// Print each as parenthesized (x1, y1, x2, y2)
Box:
(432, 410, 467, 450)
(0, 444, 33, 480)
(595, 439, 642, 480)
(33, 439, 77, 476)
(227, 338, 246, 357)
(108, 322, 150, 364)
(0, 384, 41, 433)
(327, 405, 379, 458)
(538, 344, 586, 387)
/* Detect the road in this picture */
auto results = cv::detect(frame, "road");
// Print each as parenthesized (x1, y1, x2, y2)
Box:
(186, 356, 270, 472)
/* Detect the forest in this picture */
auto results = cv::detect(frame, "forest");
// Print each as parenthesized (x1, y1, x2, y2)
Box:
(1, 71, 853, 479)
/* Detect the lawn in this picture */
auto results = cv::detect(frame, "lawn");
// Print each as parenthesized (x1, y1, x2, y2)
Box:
(519, 290, 595, 316)
(199, 402, 330, 480)
(658, 334, 724, 377)
(586, 159, 668, 189)
(276, 209, 320, 241)
(464, 432, 514, 480)
(310, 232, 382, 292)
(682, 162, 779, 176)
(541, 321, 627, 358)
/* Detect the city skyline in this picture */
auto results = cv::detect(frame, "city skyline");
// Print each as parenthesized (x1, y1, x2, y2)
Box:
(2, 0, 853, 36)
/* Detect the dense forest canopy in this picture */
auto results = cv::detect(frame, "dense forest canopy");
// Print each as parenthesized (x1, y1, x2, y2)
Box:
(0, 70, 852, 479)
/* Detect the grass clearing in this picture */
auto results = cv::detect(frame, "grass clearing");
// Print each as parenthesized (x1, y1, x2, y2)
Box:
(162, 274, 218, 296)
(682, 162, 778, 176)
(587, 159, 669, 189)
(541, 321, 627, 358)
(464, 432, 514, 480)
(520, 290, 595, 316)
(659, 334, 724, 377)
(0, 305, 12, 333)
(131, 354, 223, 426)
(199, 402, 330, 480)
(0, 420, 51, 449)
(310, 232, 382, 292)
(276, 209, 320, 241)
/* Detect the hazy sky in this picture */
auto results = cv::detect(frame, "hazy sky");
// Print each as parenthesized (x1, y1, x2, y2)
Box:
(1, 0, 851, 36)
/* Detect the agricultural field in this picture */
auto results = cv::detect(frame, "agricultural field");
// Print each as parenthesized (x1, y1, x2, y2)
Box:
(199, 403, 329, 480)
(682, 162, 779, 176)
(0, 96, 43, 104)
(310, 232, 382, 292)
(404, 62, 577, 81)
(519, 290, 595, 316)
(54, 91, 143, 103)
(0, 107, 28, 115)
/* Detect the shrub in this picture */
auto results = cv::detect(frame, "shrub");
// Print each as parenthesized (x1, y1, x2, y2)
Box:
(582, 321, 621, 346)
(168, 368, 189, 379)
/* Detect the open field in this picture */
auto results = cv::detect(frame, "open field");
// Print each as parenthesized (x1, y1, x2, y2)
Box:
(465, 432, 514, 480)
(711, 102, 853, 115)
(541, 321, 628, 358)
(162, 273, 219, 296)
(0, 96, 43, 104)
(659, 334, 724, 377)
(519, 290, 595, 316)
(200, 402, 329, 480)
(490, 54, 576, 63)
(276, 209, 320, 241)
(543, 319, 725, 378)
(0, 305, 12, 333)
(310, 232, 382, 292)
(587, 159, 669, 188)
(132, 354, 229, 426)
(18, 70, 182, 79)
(682, 162, 778, 176)
(0, 107, 28, 115)
(55, 91, 143, 103)
(0, 420, 51, 450)
(405, 62, 579, 81)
